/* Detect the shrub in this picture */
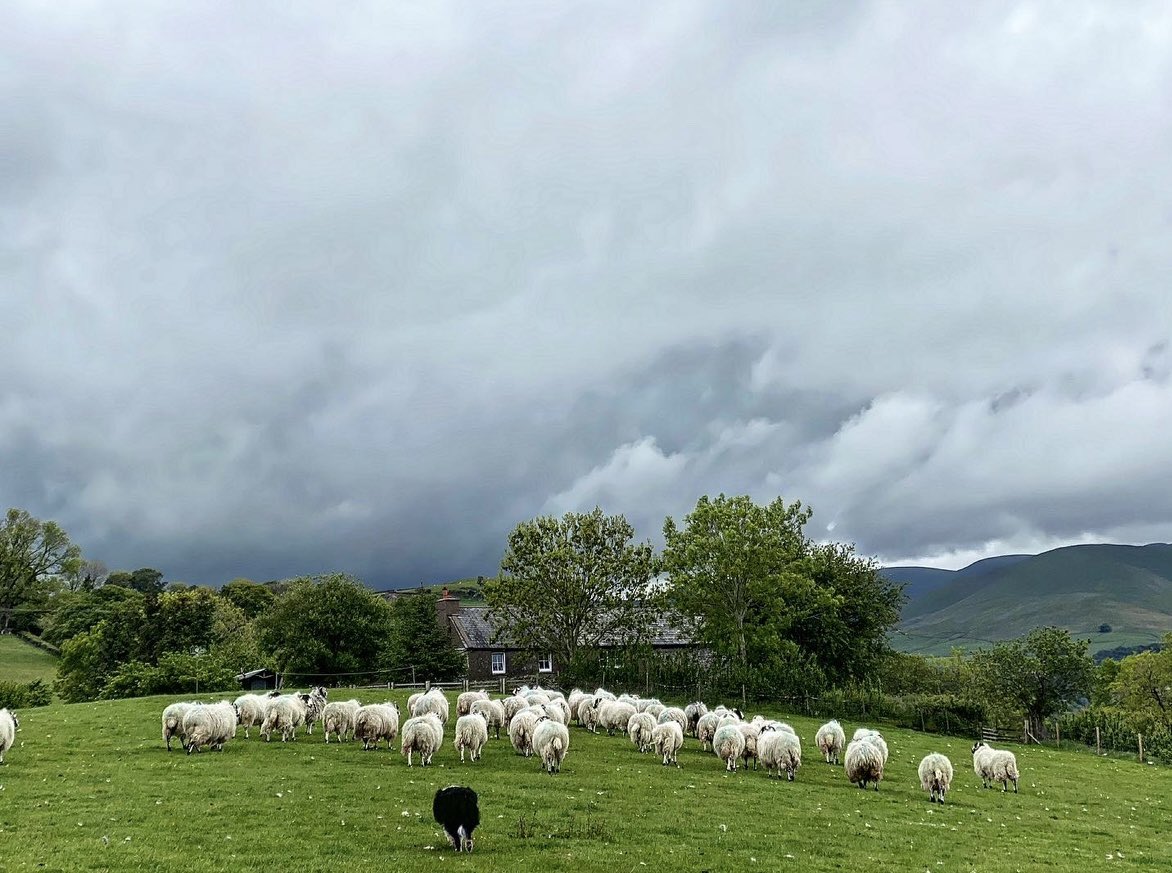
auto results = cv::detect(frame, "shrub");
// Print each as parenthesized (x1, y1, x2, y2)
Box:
(0, 679, 53, 709)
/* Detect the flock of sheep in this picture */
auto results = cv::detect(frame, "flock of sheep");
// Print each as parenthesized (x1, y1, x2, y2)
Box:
(152, 684, 1021, 802)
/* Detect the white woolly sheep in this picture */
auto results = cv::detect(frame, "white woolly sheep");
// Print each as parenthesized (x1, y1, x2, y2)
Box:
(548, 697, 572, 723)
(853, 727, 889, 764)
(696, 711, 721, 750)
(684, 701, 708, 735)
(0, 708, 18, 764)
(533, 718, 570, 774)
(183, 701, 237, 754)
(457, 690, 489, 717)
(628, 712, 657, 752)
(321, 699, 362, 743)
(919, 752, 954, 803)
(502, 695, 530, 725)
(645, 703, 665, 720)
(815, 719, 846, 764)
(162, 701, 198, 751)
(972, 741, 1019, 793)
(716, 714, 742, 731)
(758, 728, 802, 781)
(736, 721, 762, 770)
(844, 738, 884, 790)
(400, 713, 444, 766)
(508, 709, 541, 757)
(712, 723, 747, 772)
(412, 688, 450, 725)
(635, 697, 661, 713)
(658, 707, 688, 734)
(541, 703, 567, 725)
(469, 699, 507, 739)
(261, 695, 306, 742)
(652, 721, 684, 767)
(525, 691, 551, 708)
(233, 694, 268, 739)
(579, 700, 601, 733)
(454, 713, 489, 762)
(567, 689, 587, 717)
(354, 703, 401, 750)
(599, 701, 638, 736)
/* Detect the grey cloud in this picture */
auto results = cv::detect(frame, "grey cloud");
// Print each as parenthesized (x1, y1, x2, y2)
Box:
(3, 1, 1172, 586)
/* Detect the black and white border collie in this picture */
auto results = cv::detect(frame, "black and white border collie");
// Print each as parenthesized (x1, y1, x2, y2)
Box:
(433, 785, 479, 852)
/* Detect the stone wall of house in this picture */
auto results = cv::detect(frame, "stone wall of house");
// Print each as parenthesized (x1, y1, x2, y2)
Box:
(466, 649, 555, 682)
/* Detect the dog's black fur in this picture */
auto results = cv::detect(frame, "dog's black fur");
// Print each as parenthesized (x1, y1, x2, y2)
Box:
(433, 786, 479, 852)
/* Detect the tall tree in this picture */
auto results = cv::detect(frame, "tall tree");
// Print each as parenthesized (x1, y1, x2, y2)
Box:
(486, 508, 657, 673)
(0, 508, 82, 633)
(790, 541, 905, 685)
(1109, 636, 1172, 733)
(220, 578, 276, 619)
(384, 591, 465, 681)
(107, 568, 165, 594)
(256, 573, 393, 681)
(662, 495, 811, 672)
(971, 626, 1095, 737)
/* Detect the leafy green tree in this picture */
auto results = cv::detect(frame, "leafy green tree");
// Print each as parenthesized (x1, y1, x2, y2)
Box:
(0, 508, 82, 633)
(791, 542, 905, 685)
(154, 587, 219, 658)
(43, 584, 145, 646)
(1109, 637, 1172, 733)
(256, 573, 393, 682)
(662, 494, 811, 672)
(63, 559, 108, 593)
(486, 508, 657, 674)
(54, 627, 109, 702)
(107, 568, 165, 594)
(384, 591, 465, 681)
(220, 578, 276, 619)
(209, 598, 262, 675)
(970, 626, 1095, 737)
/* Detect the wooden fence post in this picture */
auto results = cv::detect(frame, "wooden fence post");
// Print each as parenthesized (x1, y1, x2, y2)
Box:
(1139, 733, 1144, 763)
(425, 679, 431, 692)
(1023, 718, 1030, 744)
(1096, 725, 1101, 756)
(1055, 722, 1060, 748)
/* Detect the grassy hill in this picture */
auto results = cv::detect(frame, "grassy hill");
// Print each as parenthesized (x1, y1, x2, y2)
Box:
(0, 634, 58, 684)
(388, 576, 489, 606)
(0, 692, 1168, 871)
(889, 544, 1172, 655)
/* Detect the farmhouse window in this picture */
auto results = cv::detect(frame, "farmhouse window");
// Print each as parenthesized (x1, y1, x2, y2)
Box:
(538, 653, 553, 673)
(491, 652, 506, 674)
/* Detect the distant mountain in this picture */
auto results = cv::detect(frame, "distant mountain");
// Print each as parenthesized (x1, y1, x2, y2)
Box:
(888, 544, 1172, 656)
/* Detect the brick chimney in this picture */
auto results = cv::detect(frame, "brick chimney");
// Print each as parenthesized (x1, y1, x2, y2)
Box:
(435, 588, 461, 641)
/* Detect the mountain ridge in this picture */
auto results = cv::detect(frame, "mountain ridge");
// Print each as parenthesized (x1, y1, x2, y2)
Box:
(884, 542, 1172, 655)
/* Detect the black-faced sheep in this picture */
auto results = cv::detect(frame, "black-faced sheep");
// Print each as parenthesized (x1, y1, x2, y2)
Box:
(972, 741, 1019, 792)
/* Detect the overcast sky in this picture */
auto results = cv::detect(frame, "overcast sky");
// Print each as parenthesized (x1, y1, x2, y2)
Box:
(3, 1, 1171, 588)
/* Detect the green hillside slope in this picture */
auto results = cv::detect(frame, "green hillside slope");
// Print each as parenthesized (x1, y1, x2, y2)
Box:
(0, 634, 59, 684)
(897, 544, 1172, 654)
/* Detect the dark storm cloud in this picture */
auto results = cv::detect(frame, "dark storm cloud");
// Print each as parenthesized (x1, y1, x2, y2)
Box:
(3, 1, 1172, 586)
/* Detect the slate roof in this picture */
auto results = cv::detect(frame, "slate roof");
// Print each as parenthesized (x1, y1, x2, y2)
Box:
(449, 606, 695, 650)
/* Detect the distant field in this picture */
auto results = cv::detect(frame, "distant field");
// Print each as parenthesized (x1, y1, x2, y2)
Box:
(0, 634, 58, 684)
(0, 692, 1168, 872)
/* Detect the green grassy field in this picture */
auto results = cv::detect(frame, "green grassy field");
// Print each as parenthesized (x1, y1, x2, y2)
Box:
(1, 692, 1169, 872)
(0, 634, 59, 684)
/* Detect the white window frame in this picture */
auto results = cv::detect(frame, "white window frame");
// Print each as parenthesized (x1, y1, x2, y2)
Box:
(491, 652, 506, 675)
(538, 653, 553, 673)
